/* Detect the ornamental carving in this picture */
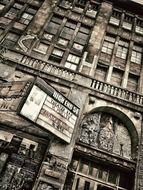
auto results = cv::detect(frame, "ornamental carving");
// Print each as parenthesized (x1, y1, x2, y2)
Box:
(17, 34, 37, 52)
(80, 113, 100, 146)
(80, 112, 131, 159)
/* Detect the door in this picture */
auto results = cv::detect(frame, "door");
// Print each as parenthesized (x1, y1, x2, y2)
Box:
(0, 131, 47, 190)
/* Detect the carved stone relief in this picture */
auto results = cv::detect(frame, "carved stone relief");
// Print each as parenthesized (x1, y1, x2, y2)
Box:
(80, 112, 132, 159)
(17, 34, 37, 52)
(80, 113, 101, 146)
(99, 116, 114, 151)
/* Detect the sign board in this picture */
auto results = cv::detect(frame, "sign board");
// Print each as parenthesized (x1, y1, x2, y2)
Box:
(20, 79, 79, 143)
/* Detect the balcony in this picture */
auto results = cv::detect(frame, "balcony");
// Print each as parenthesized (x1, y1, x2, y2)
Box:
(91, 79, 143, 106)
(2, 49, 143, 110)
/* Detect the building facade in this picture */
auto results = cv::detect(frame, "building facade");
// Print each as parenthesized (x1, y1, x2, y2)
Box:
(0, 0, 143, 189)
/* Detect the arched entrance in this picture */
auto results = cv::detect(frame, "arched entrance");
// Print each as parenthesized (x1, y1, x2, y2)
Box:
(64, 107, 138, 190)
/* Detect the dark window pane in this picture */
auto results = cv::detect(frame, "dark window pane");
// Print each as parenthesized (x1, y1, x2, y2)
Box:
(84, 181, 90, 190)
(119, 172, 132, 189)
(108, 170, 118, 184)
(98, 169, 108, 181)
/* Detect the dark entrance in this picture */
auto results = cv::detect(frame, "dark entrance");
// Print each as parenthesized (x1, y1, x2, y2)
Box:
(0, 132, 47, 190)
(97, 185, 114, 190)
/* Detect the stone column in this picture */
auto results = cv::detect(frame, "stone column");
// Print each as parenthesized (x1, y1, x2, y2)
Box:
(135, 116, 143, 190)
(27, 0, 58, 35)
(85, 1, 112, 77)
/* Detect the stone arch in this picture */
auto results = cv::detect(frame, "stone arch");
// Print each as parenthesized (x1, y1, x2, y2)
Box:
(80, 106, 138, 159)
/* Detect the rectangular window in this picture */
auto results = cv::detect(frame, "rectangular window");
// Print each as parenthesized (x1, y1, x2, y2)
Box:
(95, 65, 107, 81)
(49, 48, 64, 63)
(109, 10, 121, 26)
(60, 20, 77, 40)
(111, 68, 123, 86)
(13, 6, 38, 30)
(1, 32, 19, 48)
(122, 14, 133, 30)
(75, 25, 90, 45)
(43, 33, 53, 41)
(135, 19, 143, 35)
(19, 12, 33, 25)
(101, 35, 115, 55)
(46, 15, 63, 35)
(0, 0, 9, 11)
(75, 0, 86, 6)
(72, 43, 84, 52)
(116, 40, 129, 59)
(84, 181, 90, 190)
(0, 4, 4, 11)
(131, 45, 142, 64)
(65, 54, 80, 70)
(86, 3, 98, 18)
(98, 169, 108, 181)
(59, 0, 73, 9)
(5, 3, 23, 20)
(33, 43, 49, 54)
(57, 38, 68, 46)
(127, 74, 139, 92)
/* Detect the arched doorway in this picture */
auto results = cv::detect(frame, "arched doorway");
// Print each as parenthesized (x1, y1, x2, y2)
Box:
(64, 107, 138, 190)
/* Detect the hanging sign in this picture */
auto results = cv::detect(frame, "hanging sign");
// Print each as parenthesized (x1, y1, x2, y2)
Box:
(20, 78, 79, 143)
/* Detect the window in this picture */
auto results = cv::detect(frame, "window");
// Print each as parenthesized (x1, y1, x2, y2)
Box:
(4, 3, 23, 20)
(69, 158, 134, 190)
(46, 15, 63, 35)
(0, 4, 4, 11)
(135, 19, 143, 35)
(57, 38, 68, 46)
(127, 73, 139, 92)
(131, 45, 142, 64)
(72, 43, 84, 52)
(43, 33, 53, 41)
(0, 0, 9, 11)
(111, 68, 123, 86)
(13, 6, 38, 30)
(1, 32, 19, 48)
(109, 10, 121, 26)
(101, 35, 115, 55)
(59, 0, 73, 9)
(116, 40, 129, 59)
(122, 14, 133, 30)
(49, 48, 64, 63)
(33, 43, 49, 54)
(19, 12, 33, 25)
(75, 0, 86, 6)
(86, 3, 98, 18)
(60, 20, 77, 40)
(75, 25, 90, 45)
(65, 54, 80, 70)
(95, 65, 107, 81)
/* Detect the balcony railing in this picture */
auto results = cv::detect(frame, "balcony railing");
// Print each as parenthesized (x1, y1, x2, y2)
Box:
(21, 56, 75, 81)
(91, 79, 143, 106)
(3, 50, 143, 108)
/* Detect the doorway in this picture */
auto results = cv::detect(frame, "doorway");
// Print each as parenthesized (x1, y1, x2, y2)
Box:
(0, 131, 47, 190)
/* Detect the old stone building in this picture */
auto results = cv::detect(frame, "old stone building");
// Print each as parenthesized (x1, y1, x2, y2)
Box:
(0, 0, 143, 189)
